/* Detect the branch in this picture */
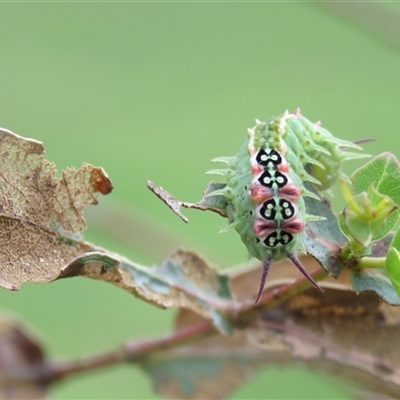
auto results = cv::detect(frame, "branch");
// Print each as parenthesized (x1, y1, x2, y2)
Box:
(6, 267, 327, 389)
(41, 268, 327, 384)
(46, 320, 215, 384)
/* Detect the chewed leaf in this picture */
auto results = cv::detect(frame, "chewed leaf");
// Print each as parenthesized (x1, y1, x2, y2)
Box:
(59, 249, 233, 334)
(147, 180, 228, 222)
(0, 127, 113, 290)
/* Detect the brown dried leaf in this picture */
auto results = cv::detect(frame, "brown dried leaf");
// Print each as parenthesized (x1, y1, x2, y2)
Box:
(142, 328, 286, 400)
(143, 303, 291, 400)
(58, 249, 233, 334)
(0, 314, 48, 399)
(0, 128, 113, 289)
(259, 286, 400, 399)
(147, 283, 400, 400)
(147, 180, 228, 223)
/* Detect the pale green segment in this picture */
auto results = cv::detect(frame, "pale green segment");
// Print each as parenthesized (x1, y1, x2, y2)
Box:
(286, 115, 369, 190)
(219, 140, 257, 255)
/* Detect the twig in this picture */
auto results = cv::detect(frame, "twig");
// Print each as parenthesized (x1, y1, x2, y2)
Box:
(46, 320, 215, 384)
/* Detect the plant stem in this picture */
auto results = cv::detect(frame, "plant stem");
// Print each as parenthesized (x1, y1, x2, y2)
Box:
(40, 268, 327, 384)
(46, 320, 215, 383)
(356, 256, 386, 270)
(45, 351, 123, 383)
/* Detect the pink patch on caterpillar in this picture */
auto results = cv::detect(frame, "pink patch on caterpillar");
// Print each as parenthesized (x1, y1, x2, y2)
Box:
(279, 184, 301, 202)
(278, 162, 290, 174)
(254, 219, 277, 237)
(281, 218, 305, 234)
(249, 182, 274, 203)
(252, 164, 263, 174)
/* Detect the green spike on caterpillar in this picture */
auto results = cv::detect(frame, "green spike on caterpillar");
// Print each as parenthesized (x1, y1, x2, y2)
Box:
(208, 108, 369, 303)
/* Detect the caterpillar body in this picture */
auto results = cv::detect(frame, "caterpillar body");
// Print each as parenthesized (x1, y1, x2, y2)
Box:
(208, 109, 367, 302)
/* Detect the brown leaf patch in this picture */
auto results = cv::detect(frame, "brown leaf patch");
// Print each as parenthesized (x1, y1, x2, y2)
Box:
(145, 281, 400, 400)
(0, 128, 112, 289)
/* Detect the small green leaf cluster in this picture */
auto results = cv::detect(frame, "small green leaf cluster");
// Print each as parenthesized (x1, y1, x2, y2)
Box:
(338, 153, 400, 303)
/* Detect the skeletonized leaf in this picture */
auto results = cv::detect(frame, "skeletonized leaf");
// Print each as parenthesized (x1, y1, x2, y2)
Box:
(0, 128, 113, 289)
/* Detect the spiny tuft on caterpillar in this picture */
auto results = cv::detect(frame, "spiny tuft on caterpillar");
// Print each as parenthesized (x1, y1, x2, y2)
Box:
(207, 109, 369, 303)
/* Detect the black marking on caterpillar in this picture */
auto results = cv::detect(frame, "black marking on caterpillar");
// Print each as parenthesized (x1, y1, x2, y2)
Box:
(258, 170, 288, 189)
(256, 149, 282, 167)
(264, 231, 294, 247)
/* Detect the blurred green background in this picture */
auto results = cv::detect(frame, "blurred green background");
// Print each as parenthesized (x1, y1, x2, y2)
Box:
(1, 2, 400, 399)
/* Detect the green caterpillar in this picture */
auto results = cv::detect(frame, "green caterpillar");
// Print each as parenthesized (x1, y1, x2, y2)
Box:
(208, 109, 367, 302)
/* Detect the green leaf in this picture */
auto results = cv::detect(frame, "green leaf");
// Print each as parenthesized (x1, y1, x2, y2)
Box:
(385, 247, 400, 297)
(303, 183, 348, 277)
(389, 226, 400, 252)
(350, 153, 400, 241)
(387, 227, 400, 296)
(351, 269, 400, 305)
(342, 184, 397, 246)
